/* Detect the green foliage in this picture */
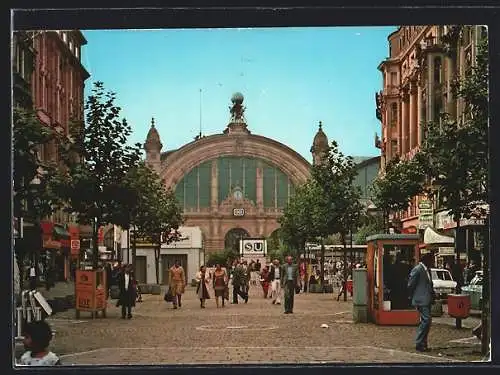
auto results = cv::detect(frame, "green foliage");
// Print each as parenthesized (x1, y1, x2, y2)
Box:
(56, 82, 143, 267)
(418, 37, 488, 222)
(354, 215, 385, 245)
(206, 248, 239, 267)
(13, 107, 63, 222)
(311, 140, 364, 241)
(371, 155, 427, 218)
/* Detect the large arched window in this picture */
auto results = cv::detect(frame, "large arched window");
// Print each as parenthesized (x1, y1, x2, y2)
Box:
(224, 228, 250, 253)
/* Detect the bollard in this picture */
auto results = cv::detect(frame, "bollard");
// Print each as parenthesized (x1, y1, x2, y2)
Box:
(34, 307, 42, 321)
(16, 307, 24, 338)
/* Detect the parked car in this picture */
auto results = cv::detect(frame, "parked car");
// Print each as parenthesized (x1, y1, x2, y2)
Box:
(430, 268, 457, 299)
(461, 270, 483, 310)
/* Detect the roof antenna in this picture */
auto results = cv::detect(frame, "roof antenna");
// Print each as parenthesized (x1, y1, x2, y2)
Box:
(199, 88, 203, 139)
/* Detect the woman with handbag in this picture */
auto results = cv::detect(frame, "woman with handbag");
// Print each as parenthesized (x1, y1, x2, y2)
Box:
(212, 263, 228, 308)
(196, 265, 211, 308)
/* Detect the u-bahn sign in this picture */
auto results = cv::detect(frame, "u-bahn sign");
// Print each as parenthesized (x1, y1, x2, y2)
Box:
(240, 238, 267, 256)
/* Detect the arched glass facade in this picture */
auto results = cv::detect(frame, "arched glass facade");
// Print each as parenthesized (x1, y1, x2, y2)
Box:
(174, 156, 295, 210)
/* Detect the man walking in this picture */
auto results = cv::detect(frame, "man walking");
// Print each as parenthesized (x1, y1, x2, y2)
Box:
(231, 261, 248, 304)
(281, 256, 299, 314)
(117, 264, 136, 319)
(269, 259, 282, 305)
(408, 253, 436, 352)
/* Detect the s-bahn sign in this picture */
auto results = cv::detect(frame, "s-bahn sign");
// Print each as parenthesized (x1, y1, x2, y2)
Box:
(240, 238, 267, 256)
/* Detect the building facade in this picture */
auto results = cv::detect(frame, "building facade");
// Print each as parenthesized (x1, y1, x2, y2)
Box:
(145, 93, 330, 254)
(376, 25, 487, 264)
(13, 30, 90, 282)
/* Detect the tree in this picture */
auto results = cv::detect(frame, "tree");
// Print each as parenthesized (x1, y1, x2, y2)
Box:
(312, 140, 364, 297)
(416, 35, 489, 350)
(57, 82, 143, 269)
(13, 107, 63, 279)
(123, 163, 184, 284)
(354, 214, 385, 245)
(371, 155, 427, 230)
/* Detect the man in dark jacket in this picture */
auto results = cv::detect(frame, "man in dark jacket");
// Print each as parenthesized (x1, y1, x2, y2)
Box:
(231, 261, 248, 304)
(117, 264, 136, 319)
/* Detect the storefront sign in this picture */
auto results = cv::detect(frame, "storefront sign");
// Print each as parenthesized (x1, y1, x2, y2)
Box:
(418, 200, 434, 229)
(240, 238, 267, 256)
(438, 247, 455, 256)
(42, 239, 61, 249)
(436, 211, 486, 230)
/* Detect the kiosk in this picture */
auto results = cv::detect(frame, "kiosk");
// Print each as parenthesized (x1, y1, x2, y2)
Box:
(75, 269, 107, 319)
(366, 234, 421, 325)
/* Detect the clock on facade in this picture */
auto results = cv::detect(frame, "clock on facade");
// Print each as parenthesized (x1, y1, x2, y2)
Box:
(233, 189, 243, 200)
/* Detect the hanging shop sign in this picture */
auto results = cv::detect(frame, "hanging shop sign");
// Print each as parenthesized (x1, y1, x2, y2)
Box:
(435, 211, 486, 230)
(418, 200, 434, 229)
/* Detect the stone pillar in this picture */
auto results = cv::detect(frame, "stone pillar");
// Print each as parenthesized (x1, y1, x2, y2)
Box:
(417, 82, 423, 146)
(211, 160, 218, 210)
(446, 56, 456, 118)
(409, 81, 417, 150)
(401, 88, 409, 156)
(427, 53, 435, 123)
(256, 161, 264, 209)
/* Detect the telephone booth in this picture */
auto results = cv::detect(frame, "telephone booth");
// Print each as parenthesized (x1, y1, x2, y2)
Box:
(366, 234, 421, 325)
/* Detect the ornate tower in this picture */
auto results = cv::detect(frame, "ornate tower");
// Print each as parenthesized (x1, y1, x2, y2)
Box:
(144, 117, 163, 175)
(310, 121, 329, 165)
(224, 92, 251, 135)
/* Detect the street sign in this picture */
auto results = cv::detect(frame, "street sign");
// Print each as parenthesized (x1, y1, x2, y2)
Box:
(418, 200, 434, 229)
(71, 240, 80, 250)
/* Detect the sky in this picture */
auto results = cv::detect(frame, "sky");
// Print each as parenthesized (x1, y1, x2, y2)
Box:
(81, 26, 397, 163)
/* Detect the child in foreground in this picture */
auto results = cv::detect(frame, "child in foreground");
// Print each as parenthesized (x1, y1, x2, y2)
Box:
(17, 320, 61, 366)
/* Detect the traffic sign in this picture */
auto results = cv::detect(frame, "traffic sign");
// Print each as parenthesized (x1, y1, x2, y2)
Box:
(71, 239, 80, 250)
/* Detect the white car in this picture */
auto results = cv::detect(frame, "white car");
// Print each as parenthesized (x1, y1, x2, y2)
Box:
(430, 268, 457, 299)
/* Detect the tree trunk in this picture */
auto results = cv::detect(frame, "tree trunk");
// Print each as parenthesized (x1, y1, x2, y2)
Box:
(343, 236, 348, 302)
(92, 218, 99, 270)
(320, 239, 325, 291)
(155, 234, 160, 285)
(131, 227, 137, 272)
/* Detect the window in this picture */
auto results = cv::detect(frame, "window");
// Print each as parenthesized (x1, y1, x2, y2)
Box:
(382, 244, 416, 310)
(391, 140, 398, 156)
(390, 103, 398, 127)
(433, 270, 453, 281)
(434, 57, 442, 84)
(390, 72, 397, 86)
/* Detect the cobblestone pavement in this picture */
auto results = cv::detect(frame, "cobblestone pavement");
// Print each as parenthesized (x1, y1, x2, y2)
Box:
(35, 285, 482, 365)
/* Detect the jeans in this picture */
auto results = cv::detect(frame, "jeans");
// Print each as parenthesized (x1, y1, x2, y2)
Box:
(416, 305, 432, 348)
(271, 280, 282, 303)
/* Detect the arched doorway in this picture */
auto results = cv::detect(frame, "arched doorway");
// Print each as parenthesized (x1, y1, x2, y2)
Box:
(224, 228, 250, 253)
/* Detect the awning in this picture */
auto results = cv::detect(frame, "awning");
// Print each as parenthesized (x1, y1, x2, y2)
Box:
(424, 227, 454, 245)
(53, 225, 70, 239)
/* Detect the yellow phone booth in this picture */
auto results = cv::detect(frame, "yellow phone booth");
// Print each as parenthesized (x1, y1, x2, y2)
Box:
(366, 234, 421, 325)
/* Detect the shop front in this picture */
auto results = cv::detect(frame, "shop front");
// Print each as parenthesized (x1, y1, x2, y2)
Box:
(435, 210, 487, 267)
(40, 221, 71, 285)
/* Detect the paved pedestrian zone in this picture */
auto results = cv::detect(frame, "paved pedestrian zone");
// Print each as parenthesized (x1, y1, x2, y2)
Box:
(31, 285, 482, 365)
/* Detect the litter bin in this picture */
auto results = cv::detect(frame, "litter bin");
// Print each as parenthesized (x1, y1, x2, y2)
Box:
(447, 294, 471, 319)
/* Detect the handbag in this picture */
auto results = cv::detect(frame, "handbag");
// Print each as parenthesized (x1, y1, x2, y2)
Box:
(164, 288, 174, 302)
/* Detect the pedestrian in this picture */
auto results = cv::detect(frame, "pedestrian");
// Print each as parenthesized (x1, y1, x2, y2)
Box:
(168, 260, 186, 309)
(299, 256, 307, 292)
(269, 259, 282, 305)
(196, 265, 211, 308)
(29, 263, 37, 291)
(17, 320, 61, 366)
(408, 253, 436, 352)
(281, 255, 299, 314)
(117, 264, 136, 319)
(231, 261, 248, 304)
(260, 266, 271, 298)
(212, 263, 228, 308)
